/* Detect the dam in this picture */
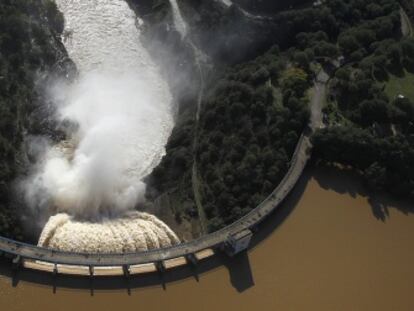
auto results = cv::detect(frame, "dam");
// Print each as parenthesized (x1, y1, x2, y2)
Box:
(1, 0, 414, 310)
(0, 79, 318, 273)
(0, 0, 328, 274)
(0, 67, 324, 272)
(1, 167, 414, 310)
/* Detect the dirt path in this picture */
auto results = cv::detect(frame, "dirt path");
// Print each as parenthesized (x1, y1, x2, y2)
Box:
(310, 70, 328, 130)
(190, 43, 208, 235)
(0, 68, 328, 270)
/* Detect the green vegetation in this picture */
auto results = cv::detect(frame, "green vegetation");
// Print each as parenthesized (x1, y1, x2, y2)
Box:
(0, 0, 67, 239)
(3, 0, 414, 240)
(196, 48, 310, 231)
(150, 0, 414, 233)
(309, 0, 414, 198)
(147, 44, 311, 233)
(384, 70, 414, 102)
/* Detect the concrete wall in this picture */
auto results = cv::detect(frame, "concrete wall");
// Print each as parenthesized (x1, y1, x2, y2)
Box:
(0, 75, 320, 275)
(0, 133, 310, 276)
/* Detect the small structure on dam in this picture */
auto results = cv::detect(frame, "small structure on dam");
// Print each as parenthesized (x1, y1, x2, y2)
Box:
(224, 229, 253, 256)
(0, 0, 326, 278)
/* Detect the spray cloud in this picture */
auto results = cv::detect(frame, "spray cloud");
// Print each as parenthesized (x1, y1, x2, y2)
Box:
(22, 0, 174, 221)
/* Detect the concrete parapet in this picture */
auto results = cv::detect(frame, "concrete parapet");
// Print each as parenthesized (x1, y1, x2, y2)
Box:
(93, 266, 123, 276)
(21, 249, 216, 277)
(57, 264, 90, 276)
(23, 259, 54, 273)
(195, 249, 215, 261)
(164, 256, 187, 269)
(129, 263, 156, 274)
(0, 84, 320, 276)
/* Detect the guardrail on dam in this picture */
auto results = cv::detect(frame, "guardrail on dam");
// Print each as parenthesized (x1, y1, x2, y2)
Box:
(0, 133, 310, 276)
(0, 76, 326, 277)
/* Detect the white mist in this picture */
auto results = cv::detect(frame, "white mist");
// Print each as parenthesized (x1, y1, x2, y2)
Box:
(22, 0, 180, 252)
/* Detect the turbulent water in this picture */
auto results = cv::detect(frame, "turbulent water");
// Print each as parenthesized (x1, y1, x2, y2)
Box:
(38, 212, 180, 253)
(26, 0, 180, 252)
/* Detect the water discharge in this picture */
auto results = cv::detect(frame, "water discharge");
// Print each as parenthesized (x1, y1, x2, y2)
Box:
(23, 0, 180, 252)
(2, 168, 414, 310)
(169, 0, 188, 38)
(38, 212, 180, 253)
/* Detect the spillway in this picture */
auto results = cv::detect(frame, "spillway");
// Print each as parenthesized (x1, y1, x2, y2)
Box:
(29, 0, 180, 252)
(38, 212, 180, 253)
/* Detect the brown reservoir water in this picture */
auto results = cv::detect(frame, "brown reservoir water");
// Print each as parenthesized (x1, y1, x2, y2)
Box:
(1, 167, 414, 310)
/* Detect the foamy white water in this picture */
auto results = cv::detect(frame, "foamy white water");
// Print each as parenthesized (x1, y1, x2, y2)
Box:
(30, 0, 174, 216)
(38, 212, 180, 253)
(26, 0, 180, 251)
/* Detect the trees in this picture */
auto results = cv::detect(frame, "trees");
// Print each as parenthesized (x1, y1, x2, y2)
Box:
(281, 67, 309, 98)
(359, 99, 392, 125)
(309, 0, 414, 200)
(313, 127, 414, 197)
(151, 0, 413, 232)
(44, 0, 64, 34)
(0, 0, 67, 240)
(314, 41, 339, 59)
(195, 47, 309, 231)
(339, 35, 360, 56)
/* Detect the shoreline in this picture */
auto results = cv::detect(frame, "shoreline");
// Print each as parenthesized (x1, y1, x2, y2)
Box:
(0, 67, 326, 276)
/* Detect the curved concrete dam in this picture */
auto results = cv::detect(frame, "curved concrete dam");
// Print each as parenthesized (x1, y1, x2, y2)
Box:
(1, 167, 414, 310)
(21, 0, 179, 252)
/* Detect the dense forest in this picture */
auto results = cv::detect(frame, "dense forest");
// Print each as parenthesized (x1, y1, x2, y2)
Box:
(302, 0, 414, 198)
(150, 0, 414, 233)
(1, 0, 414, 240)
(255, 0, 414, 199)
(196, 49, 310, 231)
(0, 0, 69, 239)
(148, 46, 311, 233)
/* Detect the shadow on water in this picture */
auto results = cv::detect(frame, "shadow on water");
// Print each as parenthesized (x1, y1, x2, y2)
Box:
(312, 165, 414, 222)
(311, 165, 365, 198)
(0, 166, 313, 293)
(0, 256, 217, 292)
(220, 251, 255, 293)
